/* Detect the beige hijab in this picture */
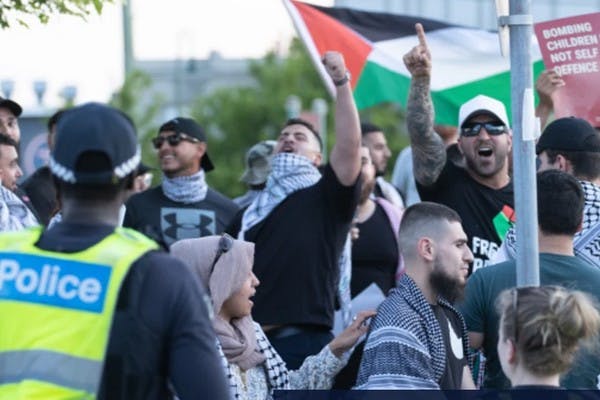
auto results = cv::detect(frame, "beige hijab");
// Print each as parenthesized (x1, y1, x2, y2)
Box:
(171, 235, 266, 371)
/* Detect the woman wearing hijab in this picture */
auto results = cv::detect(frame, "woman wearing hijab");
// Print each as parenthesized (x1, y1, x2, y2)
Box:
(496, 285, 600, 389)
(171, 234, 374, 399)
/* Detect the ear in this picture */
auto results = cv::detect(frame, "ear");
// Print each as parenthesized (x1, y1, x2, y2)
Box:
(506, 131, 513, 152)
(196, 141, 207, 158)
(457, 137, 465, 155)
(507, 339, 518, 364)
(313, 152, 323, 167)
(417, 237, 435, 262)
(555, 154, 573, 173)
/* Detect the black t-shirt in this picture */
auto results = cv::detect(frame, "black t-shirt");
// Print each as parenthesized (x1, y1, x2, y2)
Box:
(35, 222, 230, 400)
(431, 304, 467, 389)
(351, 203, 398, 297)
(417, 153, 514, 273)
(226, 164, 360, 329)
(123, 185, 239, 248)
(21, 166, 57, 226)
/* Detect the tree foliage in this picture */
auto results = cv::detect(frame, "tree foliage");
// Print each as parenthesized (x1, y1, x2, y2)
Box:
(193, 38, 409, 198)
(109, 69, 164, 179)
(0, 0, 110, 28)
(107, 39, 409, 198)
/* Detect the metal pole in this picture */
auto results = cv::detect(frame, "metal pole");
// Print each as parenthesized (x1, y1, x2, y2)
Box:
(508, 0, 539, 286)
(312, 98, 328, 161)
(285, 95, 301, 119)
(122, 1, 134, 77)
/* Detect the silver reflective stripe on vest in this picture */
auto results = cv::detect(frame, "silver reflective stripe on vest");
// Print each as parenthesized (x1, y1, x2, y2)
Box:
(0, 350, 102, 394)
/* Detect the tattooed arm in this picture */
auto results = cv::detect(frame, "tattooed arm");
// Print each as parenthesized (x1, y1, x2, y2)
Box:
(403, 23, 446, 187)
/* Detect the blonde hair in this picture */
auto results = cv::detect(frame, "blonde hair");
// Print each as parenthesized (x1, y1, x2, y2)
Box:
(497, 285, 600, 376)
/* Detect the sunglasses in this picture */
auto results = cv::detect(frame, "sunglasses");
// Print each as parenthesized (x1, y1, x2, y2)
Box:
(152, 132, 200, 149)
(209, 234, 234, 276)
(461, 122, 507, 137)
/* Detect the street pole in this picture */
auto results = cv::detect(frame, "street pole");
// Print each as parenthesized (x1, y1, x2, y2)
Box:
(312, 98, 328, 161)
(122, 0, 134, 77)
(505, 0, 539, 286)
(285, 95, 301, 119)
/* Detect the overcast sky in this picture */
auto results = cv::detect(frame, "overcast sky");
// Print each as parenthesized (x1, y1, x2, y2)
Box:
(0, 0, 332, 110)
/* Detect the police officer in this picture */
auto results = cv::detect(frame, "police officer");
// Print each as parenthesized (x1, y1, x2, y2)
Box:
(0, 103, 229, 399)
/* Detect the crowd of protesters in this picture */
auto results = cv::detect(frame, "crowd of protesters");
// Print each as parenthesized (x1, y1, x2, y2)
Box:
(0, 22, 599, 400)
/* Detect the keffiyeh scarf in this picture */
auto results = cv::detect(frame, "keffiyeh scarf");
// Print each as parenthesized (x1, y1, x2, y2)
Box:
(239, 153, 321, 238)
(162, 169, 208, 203)
(503, 180, 600, 267)
(0, 186, 38, 231)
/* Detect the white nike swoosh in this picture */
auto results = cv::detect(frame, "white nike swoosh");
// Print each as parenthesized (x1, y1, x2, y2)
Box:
(448, 318, 464, 359)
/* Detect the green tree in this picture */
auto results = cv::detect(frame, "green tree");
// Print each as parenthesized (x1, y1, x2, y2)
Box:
(193, 38, 408, 198)
(109, 69, 164, 179)
(0, 0, 112, 28)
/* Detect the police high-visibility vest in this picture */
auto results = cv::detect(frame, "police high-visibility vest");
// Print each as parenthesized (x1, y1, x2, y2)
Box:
(0, 226, 158, 399)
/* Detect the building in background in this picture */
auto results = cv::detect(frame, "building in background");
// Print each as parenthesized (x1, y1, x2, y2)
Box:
(335, 0, 599, 29)
(133, 51, 255, 122)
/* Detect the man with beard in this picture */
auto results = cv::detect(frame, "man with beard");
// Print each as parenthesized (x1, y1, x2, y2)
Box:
(360, 122, 404, 208)
(403, 24, 514, 273)
(355, 202, 475, 390)
(332, 146, 403, 389)
(349, 146, 403, 299)
(225, 51, 362, 369)
(461, 170, 600, 389)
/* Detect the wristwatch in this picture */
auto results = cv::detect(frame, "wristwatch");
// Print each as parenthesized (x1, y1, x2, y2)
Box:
(334, 71, 351, 87)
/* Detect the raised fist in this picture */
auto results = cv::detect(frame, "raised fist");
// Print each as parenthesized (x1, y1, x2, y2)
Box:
(322, 51, 348, 82)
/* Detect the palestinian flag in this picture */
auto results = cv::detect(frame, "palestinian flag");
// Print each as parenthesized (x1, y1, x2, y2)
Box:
(284, 0, 544, 125)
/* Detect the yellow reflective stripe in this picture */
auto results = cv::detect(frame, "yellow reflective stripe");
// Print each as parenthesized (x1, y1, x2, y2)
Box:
(0, 350, 101, 394)
(0, 227, 159, 397)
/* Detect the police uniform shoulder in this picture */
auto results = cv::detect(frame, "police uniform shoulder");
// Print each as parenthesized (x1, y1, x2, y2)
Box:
(0, 226, 43, 242)
(115, 227, 160, 248)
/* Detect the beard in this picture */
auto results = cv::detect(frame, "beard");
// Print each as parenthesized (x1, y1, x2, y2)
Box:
(429, 262, 465, 304)
(463, 143, 509, 178)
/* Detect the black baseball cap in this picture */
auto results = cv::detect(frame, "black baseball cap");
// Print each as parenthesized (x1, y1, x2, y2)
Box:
(0, 97, 22, 117)
(536, 117, 600, 154)
(50, 102, 140, 185)
(137, 162, 152, 176)
(158, 117, 214, 172)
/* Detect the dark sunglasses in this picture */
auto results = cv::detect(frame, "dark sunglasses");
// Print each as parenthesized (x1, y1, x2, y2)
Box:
(461, 122, 507, 137)
(152, 132, 200, 149)
(209, 234, 234, 276)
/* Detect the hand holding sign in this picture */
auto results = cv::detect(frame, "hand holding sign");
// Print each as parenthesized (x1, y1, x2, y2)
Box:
(534, 12, 600, 126)
(536, 69, 565, 108)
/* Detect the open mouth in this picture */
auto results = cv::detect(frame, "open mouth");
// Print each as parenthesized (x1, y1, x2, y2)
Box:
(478, 146, 493, 157)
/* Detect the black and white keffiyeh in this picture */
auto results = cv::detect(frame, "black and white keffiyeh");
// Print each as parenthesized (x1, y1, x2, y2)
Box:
(161, 169, 208, 204)
(503, 180, 600, 267)
(219, 323, 290, 399)
(239, 153, 321, 238)
(0, 186, 38, 231)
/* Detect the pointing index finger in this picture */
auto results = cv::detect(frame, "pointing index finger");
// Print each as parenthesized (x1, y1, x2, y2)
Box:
(415, 23, 428, 48)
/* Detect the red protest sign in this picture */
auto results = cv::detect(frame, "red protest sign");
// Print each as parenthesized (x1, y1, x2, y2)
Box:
(534, 12, 600, 127)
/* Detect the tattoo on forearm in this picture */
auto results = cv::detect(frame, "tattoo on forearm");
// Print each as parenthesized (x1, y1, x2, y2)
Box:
(406, 77, 446, 186)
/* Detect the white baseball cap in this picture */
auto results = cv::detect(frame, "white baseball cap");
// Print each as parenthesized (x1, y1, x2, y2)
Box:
(458, 95, 510, 129)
